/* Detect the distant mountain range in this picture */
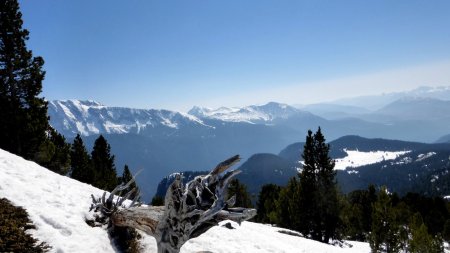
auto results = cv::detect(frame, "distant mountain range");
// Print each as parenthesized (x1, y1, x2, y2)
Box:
(331, 86, 450, 110)
(47, 86, 450, 200)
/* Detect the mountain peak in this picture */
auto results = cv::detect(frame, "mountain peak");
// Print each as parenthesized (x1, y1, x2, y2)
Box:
(188, 102, 302, 123)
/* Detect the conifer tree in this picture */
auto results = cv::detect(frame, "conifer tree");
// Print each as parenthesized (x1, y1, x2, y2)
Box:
(342, 185, 377, 241)
(256, 184, 281, 224)
(91, 135, 118, 191)
(42, 128, 71, 174)
(408, 213, 443, 253)
(298, 128, 340, 242)
(70, 134, 94, 184)
(370, 186, 403, 253)
(119, 165, 140, 200)
(277, 177, 300, 230)
(0, 0, 49, 160)
(227, 179, 253, 208)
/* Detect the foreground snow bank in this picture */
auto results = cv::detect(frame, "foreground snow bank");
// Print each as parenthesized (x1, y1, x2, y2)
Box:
(0, 149, 116, 252)
(181, 221, 370, 253)
(0, 148, 370, 253)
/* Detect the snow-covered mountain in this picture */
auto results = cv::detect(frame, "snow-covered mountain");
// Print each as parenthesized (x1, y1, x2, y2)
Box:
(48, 100, 318, 138)
(188, 102, 312, 124)
(0, 148, 371, 253)
(48, 100, 211, 137)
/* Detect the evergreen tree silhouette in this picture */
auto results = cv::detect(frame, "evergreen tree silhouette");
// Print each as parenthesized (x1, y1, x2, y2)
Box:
(0, 0, 49, 160)
(70, 134, 94, 184)
(91, 135, 118, 191)
(298, 127, 340, 243)
(227, 179, 253, 208)
(119, 165, 140, 200)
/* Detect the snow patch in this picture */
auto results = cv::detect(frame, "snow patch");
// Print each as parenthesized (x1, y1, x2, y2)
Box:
(416, 152, 437, 162)
(334, 149, 411, 170)
(103, 121, 128, 134)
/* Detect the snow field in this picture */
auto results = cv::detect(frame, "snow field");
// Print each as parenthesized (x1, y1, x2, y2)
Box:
(334, 149, 410, 170)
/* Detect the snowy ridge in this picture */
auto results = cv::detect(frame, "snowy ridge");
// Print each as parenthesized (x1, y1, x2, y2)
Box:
(48, 100, 212, 137)
(0, 149, 371, 253)
(188, 102, 309, 123)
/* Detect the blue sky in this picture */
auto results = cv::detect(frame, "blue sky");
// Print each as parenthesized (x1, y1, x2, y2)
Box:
(19, 0, 450, 111)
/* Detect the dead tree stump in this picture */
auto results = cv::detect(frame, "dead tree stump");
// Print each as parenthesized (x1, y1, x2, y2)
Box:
(90, 155, 256, 253)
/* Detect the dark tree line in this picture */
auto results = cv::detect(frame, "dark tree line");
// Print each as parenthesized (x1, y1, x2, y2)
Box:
(256, 128, 449, 251)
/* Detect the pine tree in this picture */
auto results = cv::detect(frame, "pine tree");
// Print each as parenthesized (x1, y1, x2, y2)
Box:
(119, 165, 140, 200)
(342, 185, 377, 241)
(298, 127, 340, 243)
(277, 177, 300, 230)
(70, 134, 94, 184)
(370, 186, 403, 253)
(0, 0, 49, 160)
(42, 128, 71, 174)
(408, 213, 443, 253)
(91, 135, 118, 191)
(227, 179, 253, 208)
(256, 184, 281, 224)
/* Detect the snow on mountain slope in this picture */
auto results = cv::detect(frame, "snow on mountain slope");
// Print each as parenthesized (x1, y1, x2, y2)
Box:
(188, 102, 312, 123)
(48, 100, 211, 137)
(0, 149, 371, 253)
(334, 149, 411, 170)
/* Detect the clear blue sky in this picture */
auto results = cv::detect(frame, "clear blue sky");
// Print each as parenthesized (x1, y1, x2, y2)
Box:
(19, 0, 450, 111)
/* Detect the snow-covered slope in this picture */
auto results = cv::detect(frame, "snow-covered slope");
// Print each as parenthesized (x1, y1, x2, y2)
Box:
(0, 148, 114, 252)
(0, 149, 371, 253)
(188, 102, 314, 124)
(48, 100, 211, 137)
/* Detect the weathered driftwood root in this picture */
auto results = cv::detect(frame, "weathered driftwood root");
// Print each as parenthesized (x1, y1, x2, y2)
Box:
(90, 155, 256, 253)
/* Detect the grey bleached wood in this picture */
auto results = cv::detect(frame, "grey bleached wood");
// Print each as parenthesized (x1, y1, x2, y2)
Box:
(90, 155, 256, 253)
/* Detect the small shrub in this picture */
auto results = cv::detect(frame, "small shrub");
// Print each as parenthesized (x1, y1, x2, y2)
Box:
(110, 226, 141, 253)
(0, 198, 51, 252)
